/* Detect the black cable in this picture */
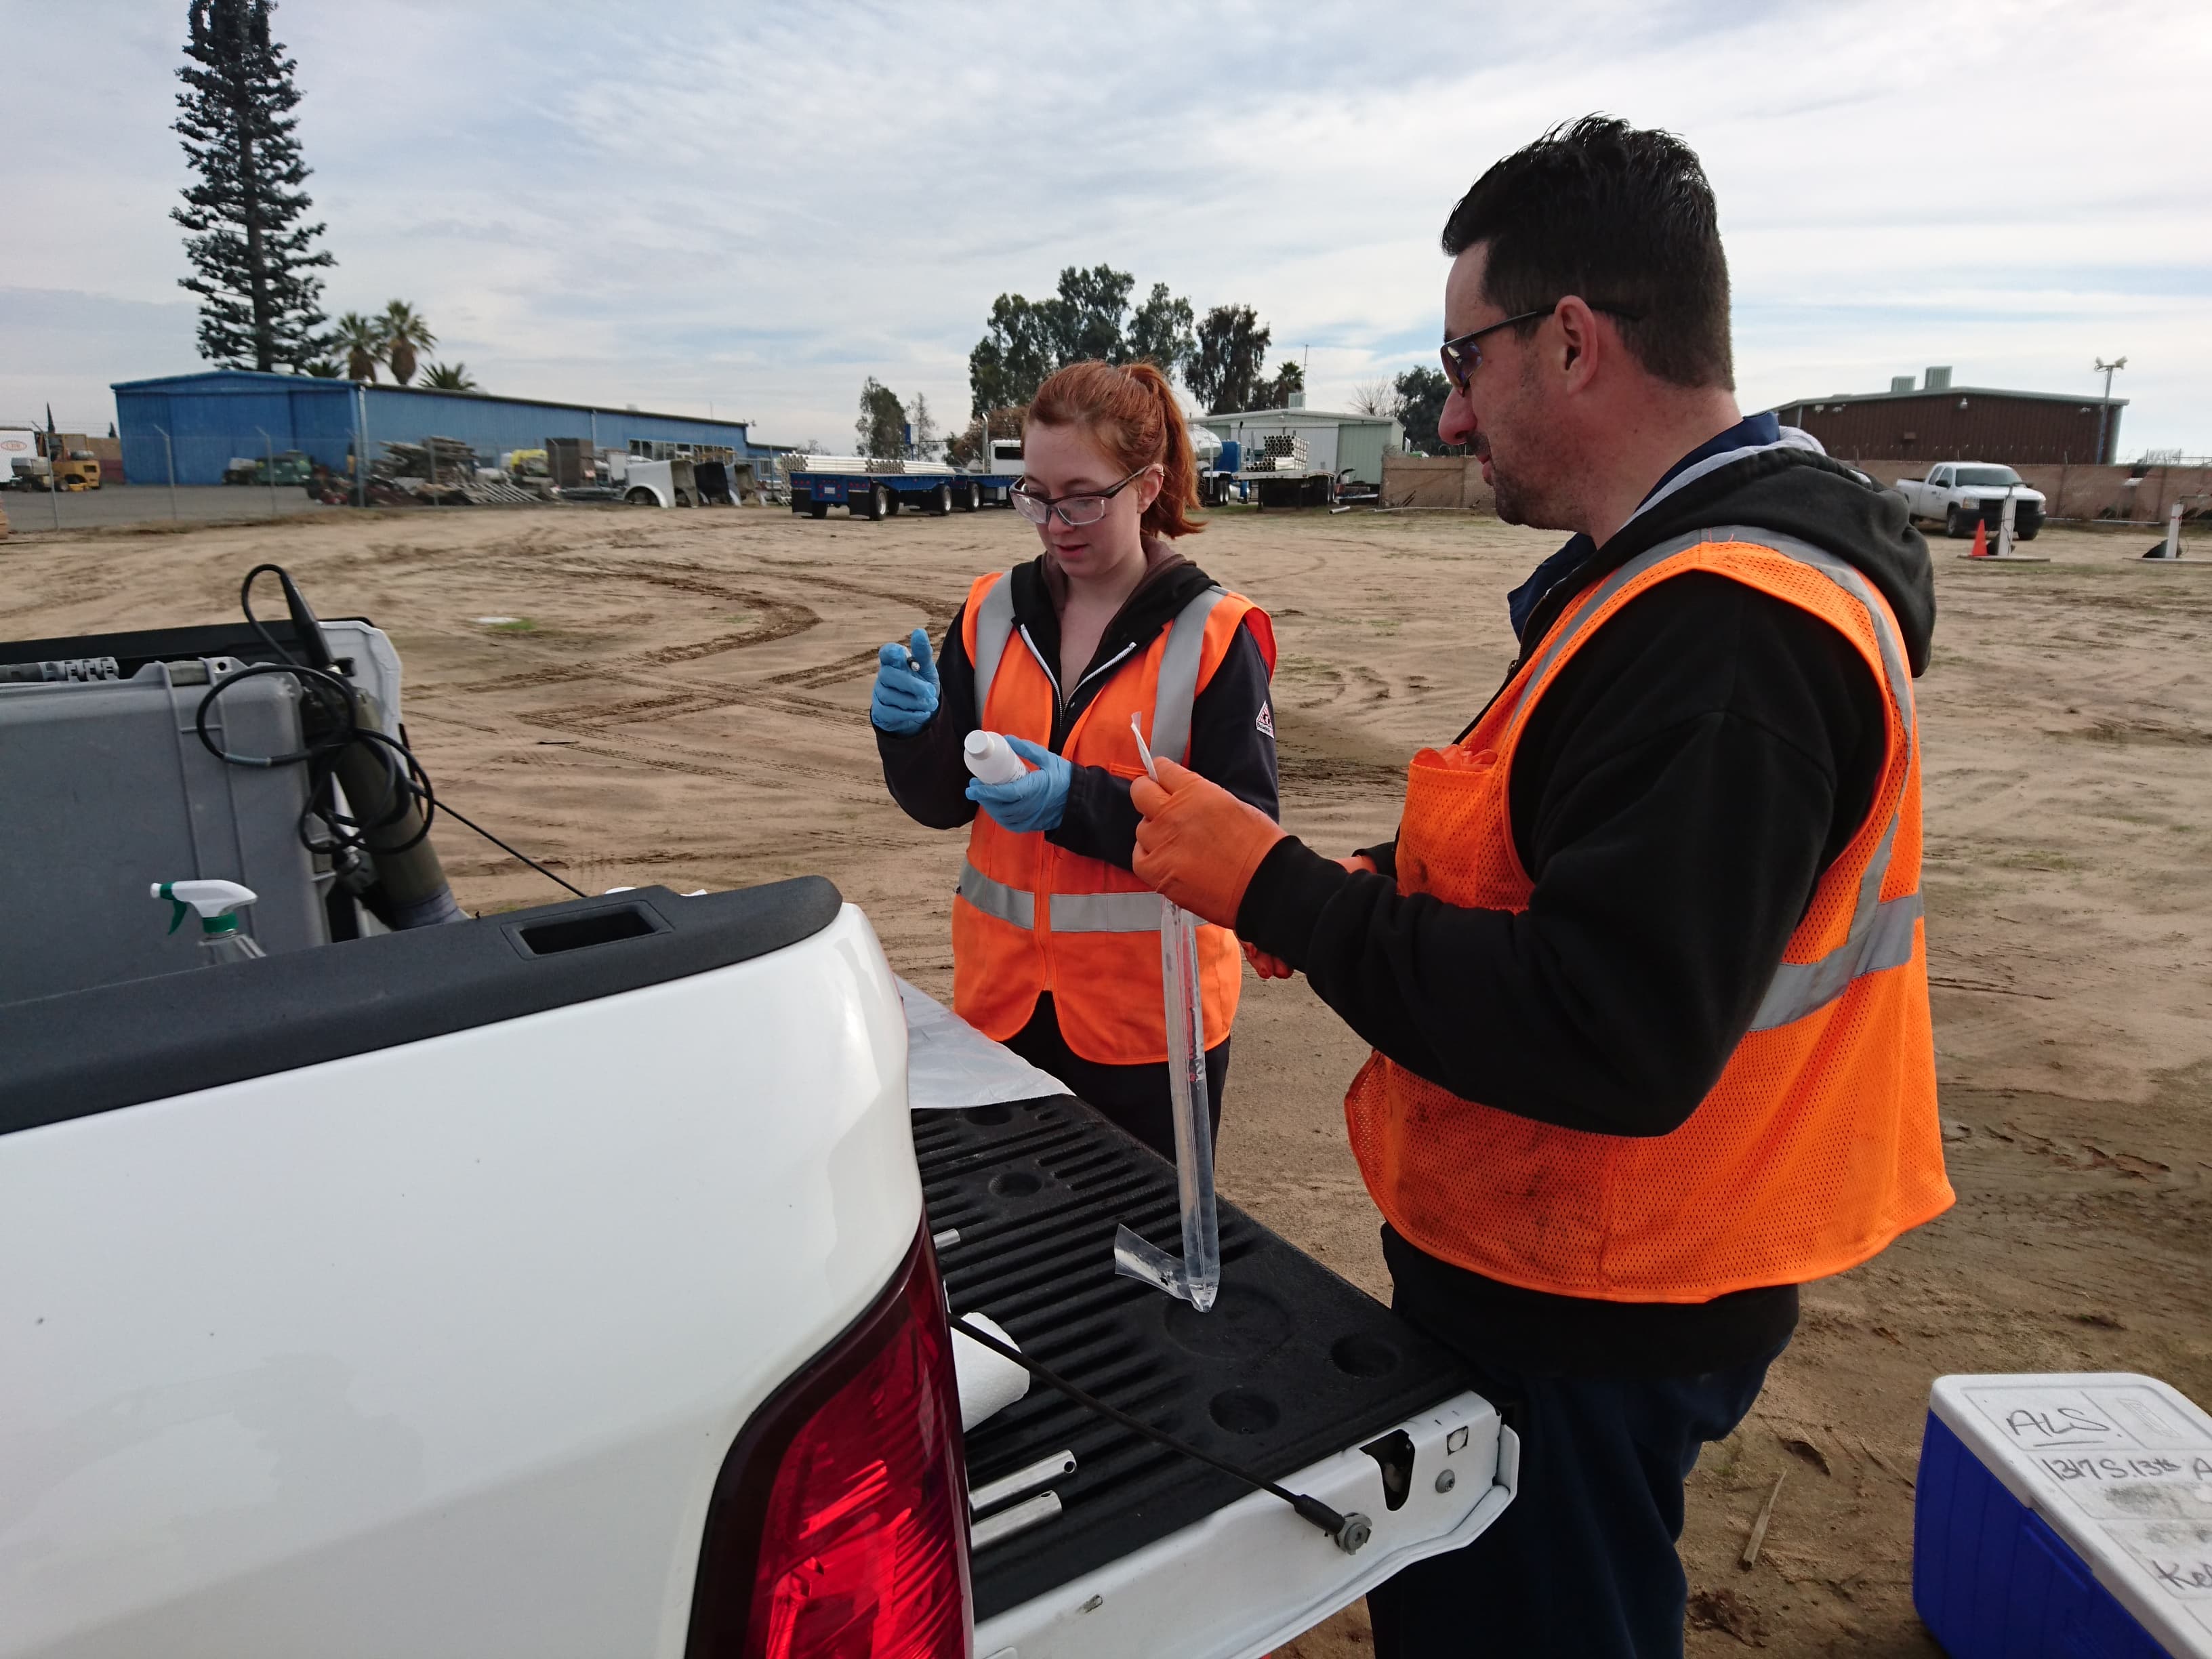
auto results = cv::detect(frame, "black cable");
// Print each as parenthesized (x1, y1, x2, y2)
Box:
(192, 660, 356, 768)
(192, 565, 588, 902)
(238, 563, 308, 671)
(417, 794, 586, 899)
(194, 666, 427, 857)
(951, 1313, 1369, 1552)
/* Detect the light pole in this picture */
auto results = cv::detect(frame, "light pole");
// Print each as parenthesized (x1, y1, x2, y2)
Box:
(2093, 356, 2127, 464)
(255, 426, 278, 518)
(152, 424, 179, 521)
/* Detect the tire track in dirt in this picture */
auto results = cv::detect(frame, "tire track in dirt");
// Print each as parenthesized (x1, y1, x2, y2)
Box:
(462, 606, 817, 693)
(769, 648, 882, 690)
(502, 665, 863, 731)
(409, 548, 953, 724)
(518, 722, 870, 792)
(0, 573, 144, 626)
(532, 691, 736, 731)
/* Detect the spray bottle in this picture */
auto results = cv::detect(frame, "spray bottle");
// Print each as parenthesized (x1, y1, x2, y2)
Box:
(152, 880, 266, 966)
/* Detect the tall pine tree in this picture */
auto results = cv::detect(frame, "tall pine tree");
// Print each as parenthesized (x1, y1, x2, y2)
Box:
(172, 0, 333, 371)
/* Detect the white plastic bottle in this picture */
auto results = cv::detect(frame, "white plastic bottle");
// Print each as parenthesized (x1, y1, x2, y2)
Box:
(963, 730, 1029, 785)
(152, 879, 268, 965)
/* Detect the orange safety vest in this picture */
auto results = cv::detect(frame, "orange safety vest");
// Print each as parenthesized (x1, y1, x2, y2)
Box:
(953, 569, 1275, 1066)
(1344, 528, 1953, 1303)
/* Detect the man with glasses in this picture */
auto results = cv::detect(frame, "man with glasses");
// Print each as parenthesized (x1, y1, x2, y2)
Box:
(1128, 117, 1948, 1655)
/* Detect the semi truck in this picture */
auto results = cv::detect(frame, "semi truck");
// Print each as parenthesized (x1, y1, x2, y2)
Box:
(0, 569, 1515, 1659)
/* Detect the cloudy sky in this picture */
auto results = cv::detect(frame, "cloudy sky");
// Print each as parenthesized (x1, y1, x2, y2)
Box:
(7, 1, 2208, 453)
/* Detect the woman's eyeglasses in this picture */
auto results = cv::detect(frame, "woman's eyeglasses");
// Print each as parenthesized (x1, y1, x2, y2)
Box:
(1010, 464, 1155, 527)
(1439, 300, 1645, 392)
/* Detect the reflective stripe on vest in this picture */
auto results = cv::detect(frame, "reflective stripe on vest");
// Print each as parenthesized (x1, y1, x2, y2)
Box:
(1149, 588, 1228, 761)
(1505, 526, 1923, 1031)
(957, 863, 1163, 935)
(958, 860, 1032, 928)
(970, 575, 1018, 720)
(1048, 889, 1163, 933)
(962, 583, 1225, 934)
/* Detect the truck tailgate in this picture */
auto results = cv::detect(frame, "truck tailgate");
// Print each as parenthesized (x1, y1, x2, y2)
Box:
(915, 1097, 1515, 1656)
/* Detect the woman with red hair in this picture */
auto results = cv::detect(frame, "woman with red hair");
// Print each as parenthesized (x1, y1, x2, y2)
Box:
(871, 360, 1278, 1156)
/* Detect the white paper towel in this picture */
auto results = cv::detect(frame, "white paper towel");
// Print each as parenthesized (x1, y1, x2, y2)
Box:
(951, 1312, 1029, 1431)
(898, 978, 1067, 1111)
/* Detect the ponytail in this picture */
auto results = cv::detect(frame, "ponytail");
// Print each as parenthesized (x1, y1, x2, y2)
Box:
(1027, 359, 1206, 539)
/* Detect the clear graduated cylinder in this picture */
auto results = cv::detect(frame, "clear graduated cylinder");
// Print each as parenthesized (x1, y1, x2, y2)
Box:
(1110, 711, 1223, 1313)
(1158, 892, 1221, 1311)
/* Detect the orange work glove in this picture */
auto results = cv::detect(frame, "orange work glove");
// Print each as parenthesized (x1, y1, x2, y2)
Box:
(1130, 757, 1286, 930)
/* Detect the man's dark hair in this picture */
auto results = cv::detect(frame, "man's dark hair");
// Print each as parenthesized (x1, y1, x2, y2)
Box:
(1441, 115, 1733, 390)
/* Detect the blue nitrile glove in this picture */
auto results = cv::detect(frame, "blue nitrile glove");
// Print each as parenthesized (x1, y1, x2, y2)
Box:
(871, 627, 939, 734)
(966, 735, 1071, 833)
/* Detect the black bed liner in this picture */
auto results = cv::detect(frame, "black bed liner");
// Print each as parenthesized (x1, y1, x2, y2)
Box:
(916, 1096, 1469, 1622)
(0, 880, 842, 1136)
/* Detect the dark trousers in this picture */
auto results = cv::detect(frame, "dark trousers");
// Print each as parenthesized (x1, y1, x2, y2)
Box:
(1004, 993, 1227, 1162)
(1368, 1323, 1784, 1658)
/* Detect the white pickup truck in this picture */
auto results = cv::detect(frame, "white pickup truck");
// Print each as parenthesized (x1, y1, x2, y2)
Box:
(0, 583, 1513, 1659)
(1893, 462, 2045, 540)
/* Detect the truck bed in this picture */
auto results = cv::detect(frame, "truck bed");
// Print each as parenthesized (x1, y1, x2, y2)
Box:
(920, 1093, 1510, 1654)
(1, 880, 1510, 1658)
(923, 1096, 1467, 1616)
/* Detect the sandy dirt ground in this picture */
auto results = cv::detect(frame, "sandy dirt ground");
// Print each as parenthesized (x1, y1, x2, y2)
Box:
(8, 501, 2208, 1654)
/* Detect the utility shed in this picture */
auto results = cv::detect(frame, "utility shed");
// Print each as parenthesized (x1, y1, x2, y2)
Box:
(111, 370, 775, 487)
(1195, 396, 1404, 485)
(1767, 367, 2127, 466)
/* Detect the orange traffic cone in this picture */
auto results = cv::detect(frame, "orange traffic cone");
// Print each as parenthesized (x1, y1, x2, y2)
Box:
(1970, 519, 1990, 558)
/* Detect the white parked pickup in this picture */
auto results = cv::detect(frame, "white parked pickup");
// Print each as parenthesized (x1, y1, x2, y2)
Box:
(0, 600, 1513, 1659)
(1893, 462, 2045, 540)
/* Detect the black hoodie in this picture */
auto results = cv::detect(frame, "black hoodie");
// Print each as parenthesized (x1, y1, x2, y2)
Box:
(1237, 447, 1936, 1376)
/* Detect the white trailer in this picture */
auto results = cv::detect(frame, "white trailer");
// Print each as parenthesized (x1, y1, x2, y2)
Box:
(1, 430, 42, 489)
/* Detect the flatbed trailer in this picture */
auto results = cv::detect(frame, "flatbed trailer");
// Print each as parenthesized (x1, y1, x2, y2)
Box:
(790, 466, 1023, 520)
(790, 436, 1026, 521)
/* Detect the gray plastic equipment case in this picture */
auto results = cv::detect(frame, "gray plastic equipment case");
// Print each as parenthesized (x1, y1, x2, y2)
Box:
(0, 661, 327, 1002)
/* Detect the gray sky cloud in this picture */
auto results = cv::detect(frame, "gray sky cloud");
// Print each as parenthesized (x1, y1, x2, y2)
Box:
(5, 0, 2206, 453)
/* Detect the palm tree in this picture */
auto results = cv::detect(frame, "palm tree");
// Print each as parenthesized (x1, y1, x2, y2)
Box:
(333, 312, 384, 382)
(422, 361, 479, 392)
(302, 359, 344, 378)
(381, 300, 436, 386)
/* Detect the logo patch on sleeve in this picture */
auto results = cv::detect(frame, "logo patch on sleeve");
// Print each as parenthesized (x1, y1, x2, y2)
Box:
(1256, 700, 1275, 739)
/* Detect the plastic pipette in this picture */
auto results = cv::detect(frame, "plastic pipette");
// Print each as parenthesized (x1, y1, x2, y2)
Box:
(1111, 711, 1223, 1313)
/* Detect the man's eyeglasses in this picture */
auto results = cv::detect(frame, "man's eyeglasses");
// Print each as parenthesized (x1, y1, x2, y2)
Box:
(1010, 464, 1155, 527)
(1439, 300, 1645, 392)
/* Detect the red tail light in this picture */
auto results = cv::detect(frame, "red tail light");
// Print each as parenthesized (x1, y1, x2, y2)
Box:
(687, 1227, 971, 1659)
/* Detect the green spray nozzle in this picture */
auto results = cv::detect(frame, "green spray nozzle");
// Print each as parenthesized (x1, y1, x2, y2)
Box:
(152, 879, 260, 937)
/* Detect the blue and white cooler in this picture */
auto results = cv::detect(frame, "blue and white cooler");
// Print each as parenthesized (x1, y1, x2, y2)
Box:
(1914, 1372, 2212, 1657)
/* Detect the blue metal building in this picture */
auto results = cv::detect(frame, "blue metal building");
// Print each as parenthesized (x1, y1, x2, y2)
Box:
(111, 369, 775, 487)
